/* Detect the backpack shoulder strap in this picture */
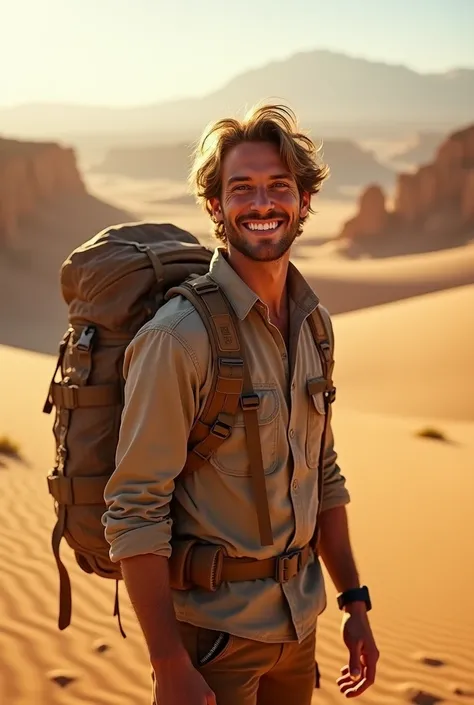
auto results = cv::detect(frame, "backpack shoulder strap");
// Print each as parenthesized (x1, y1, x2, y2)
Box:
(307, 305, 337, 553)
(167, 274, 274, 547)
(308, 304, 335, 405)
(169, 274, 244, 470)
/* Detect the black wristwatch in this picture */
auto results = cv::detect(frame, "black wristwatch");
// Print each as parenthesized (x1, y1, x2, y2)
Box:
(337, 585, 372, 611)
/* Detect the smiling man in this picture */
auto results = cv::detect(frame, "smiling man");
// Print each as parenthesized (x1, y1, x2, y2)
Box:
(103, 103, 379, 705)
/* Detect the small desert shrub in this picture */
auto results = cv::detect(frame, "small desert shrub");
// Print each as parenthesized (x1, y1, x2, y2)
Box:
(0, 435, 21, 458)
(415, 427, 447, 442)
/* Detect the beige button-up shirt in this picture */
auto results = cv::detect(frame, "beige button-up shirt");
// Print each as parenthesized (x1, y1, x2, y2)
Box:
(103, 247, 350, 643)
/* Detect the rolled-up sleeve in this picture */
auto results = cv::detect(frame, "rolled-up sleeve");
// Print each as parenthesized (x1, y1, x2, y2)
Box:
(102, 322, 201, 562)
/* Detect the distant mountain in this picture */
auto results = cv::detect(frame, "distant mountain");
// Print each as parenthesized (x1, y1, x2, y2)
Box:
(91, 137, 396, 199)
(390, 131, 445, 166)
(1, 50, 473, 140)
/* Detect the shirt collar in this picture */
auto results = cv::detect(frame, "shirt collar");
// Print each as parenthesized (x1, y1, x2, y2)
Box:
(207, 247, 319, 320)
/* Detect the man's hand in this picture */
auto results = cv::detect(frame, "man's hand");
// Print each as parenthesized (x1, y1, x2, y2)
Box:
(154, 655, 216, 705)
(336, 606, 379, 698)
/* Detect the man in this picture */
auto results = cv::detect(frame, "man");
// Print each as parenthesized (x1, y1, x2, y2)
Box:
(103, 103, 379, 704)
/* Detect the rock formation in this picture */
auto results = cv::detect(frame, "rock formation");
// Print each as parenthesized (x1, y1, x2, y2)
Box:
(338, 124, 474, 247)
(339, 185, 389, 240)
(0, 138, 85, 245)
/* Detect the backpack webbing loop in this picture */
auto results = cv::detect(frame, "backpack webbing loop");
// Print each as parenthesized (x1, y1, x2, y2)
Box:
(43, 328, 73, 414)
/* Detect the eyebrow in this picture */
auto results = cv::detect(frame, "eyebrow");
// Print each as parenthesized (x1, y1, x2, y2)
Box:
(227, 172, 293, 185)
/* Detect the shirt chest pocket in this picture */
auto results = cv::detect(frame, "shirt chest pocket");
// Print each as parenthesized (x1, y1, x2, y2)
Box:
(305, 376, 327, 469)
(209, 386, 280, 477)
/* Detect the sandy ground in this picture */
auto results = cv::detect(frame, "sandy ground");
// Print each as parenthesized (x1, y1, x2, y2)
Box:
(1, 276, 473, 704)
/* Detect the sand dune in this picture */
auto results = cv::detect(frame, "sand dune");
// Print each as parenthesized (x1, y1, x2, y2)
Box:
(293, 241, 474, 315)
(332, 284, 474, 421)
(1, 282, 473, 704)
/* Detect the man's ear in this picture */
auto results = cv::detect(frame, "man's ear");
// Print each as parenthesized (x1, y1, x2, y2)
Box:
(209, 197, 223, 223)
(299, 191, 311, 218)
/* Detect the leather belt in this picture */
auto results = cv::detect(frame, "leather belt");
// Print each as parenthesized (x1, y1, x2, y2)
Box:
(169, 540, 313, 592)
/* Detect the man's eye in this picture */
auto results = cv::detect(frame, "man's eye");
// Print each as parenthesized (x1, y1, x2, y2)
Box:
(233, 184, 250, 191)
(273, 182, 289, 188)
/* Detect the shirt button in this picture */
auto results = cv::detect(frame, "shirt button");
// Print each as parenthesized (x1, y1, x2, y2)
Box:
(292, 479, 299, 491)
(291, 382, 295, 391)
(289, 429, 295, 439)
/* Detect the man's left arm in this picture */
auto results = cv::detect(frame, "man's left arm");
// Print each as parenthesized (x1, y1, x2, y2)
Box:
(317, 412, 360, 594)
(317, 372, 380, 696)
(314, 305, 357, 587)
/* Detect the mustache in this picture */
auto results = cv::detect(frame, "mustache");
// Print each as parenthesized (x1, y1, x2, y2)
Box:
(237, 212, 287, 223)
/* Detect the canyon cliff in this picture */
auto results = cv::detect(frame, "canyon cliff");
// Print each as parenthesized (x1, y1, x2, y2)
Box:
(337, 124, 474, 255)
(0, 138, 85, 245)
(0, 136, 134, 354)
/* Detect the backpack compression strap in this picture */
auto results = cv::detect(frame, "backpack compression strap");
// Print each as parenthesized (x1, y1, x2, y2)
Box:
(307, 306, 336, 553)
(168, 275, 274, 547)
(43, 326, 124, 635)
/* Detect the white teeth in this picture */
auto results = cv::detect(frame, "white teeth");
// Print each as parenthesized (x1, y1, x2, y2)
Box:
(246, 221, 279, 231)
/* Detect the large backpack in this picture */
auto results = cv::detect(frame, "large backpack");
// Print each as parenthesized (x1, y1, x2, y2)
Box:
(43, 221, 335, 653)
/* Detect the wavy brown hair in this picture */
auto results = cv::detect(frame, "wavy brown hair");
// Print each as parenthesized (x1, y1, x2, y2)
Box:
(188, 102, 330, 244)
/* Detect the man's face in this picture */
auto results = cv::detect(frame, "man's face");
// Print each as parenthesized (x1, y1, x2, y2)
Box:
(210, 141, 310, 262)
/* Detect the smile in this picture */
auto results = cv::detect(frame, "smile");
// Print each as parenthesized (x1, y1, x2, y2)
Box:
(242, 220, 284, 231)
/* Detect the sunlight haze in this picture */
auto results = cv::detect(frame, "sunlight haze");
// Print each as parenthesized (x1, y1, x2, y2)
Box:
(2, 0, 473, 107)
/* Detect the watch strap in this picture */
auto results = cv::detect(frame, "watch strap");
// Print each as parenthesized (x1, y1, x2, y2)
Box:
(337, 585, 372, 611)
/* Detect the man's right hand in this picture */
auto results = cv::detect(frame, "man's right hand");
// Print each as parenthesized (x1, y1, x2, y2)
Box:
(154, 657, 216, 705)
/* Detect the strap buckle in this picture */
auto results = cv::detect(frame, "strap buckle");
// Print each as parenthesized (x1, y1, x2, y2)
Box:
(325, 386, 336, 404)
(47, 473, 73, 505)
(275, 550, 302, 584)
(240, 393, 260, 411)
(60, 384, 79, 409)
(192, 280, 219, 295)
(218, 357, 244, 374)
(210, 417, 232, 440)
(77, 326, 95, 352)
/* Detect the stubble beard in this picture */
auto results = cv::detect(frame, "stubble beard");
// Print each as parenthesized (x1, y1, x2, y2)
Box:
(223, 217, 301, 263)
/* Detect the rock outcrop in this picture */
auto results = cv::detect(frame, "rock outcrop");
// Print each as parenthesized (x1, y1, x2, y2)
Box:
(338, 124, 474, 247)
(0, 138, 85, 245)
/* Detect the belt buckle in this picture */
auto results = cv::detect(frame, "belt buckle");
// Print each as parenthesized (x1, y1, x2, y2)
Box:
(276, 550, 301, 584)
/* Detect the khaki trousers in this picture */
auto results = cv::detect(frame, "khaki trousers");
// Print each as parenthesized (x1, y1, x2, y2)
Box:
(153, 621, 316, 705)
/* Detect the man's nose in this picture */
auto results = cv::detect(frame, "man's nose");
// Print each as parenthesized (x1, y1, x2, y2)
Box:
(251, 186, 274, 214)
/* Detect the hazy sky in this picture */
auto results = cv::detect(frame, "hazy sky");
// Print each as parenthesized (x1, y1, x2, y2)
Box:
(2, 0, 473, 107)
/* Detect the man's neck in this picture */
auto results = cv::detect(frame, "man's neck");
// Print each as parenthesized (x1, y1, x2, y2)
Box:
(226, 247, 290, 318)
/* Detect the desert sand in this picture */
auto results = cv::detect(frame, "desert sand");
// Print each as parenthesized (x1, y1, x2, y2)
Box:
(1, 257, 473, 705)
